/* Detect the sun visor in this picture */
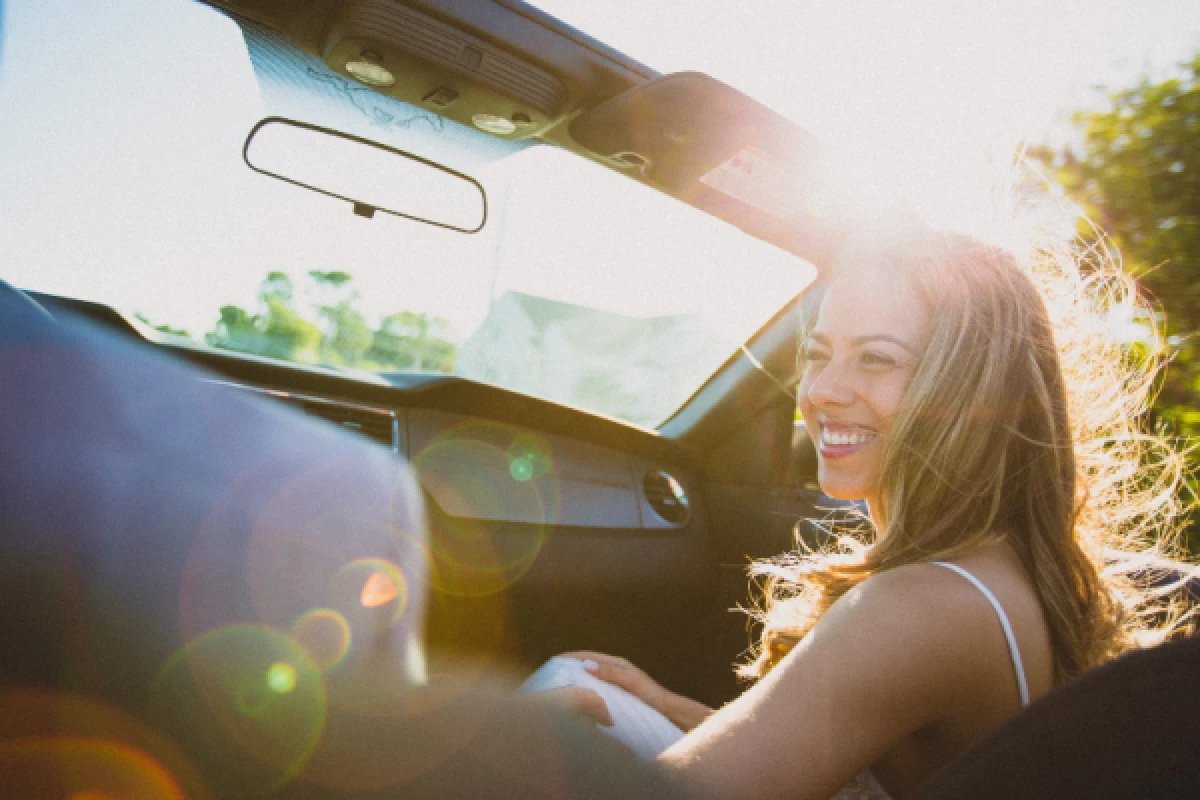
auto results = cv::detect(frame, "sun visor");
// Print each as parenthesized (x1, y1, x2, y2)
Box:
(569, 72, 840, 264)
(569, 73, 819, 204)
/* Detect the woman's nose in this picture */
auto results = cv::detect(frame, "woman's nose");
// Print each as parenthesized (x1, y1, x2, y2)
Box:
(806, 360, 855, 407)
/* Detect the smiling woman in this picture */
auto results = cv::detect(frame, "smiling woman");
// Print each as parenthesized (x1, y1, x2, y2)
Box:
(5, 0, 1199, 797)
(755, 228, 1197, 662)
(542, 225, 1196, 799)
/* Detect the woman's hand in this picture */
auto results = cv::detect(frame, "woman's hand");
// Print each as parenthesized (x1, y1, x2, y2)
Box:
(560, 651, 714, 732)
(528, 685, 614, 727)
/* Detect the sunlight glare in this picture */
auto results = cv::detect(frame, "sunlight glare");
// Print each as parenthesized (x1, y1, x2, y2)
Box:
(530, 0, 1198, 243)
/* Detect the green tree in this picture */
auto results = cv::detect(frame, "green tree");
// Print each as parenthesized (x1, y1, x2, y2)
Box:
(310, 270, 373, 366)
(370, 310, 456, 371)
(206, 271, 321, 361)
(1036, 53, 1200, 554)
(134, 313, 189, 338)
(1035, 53, 1200, 437)
(204, 270, 457, 373)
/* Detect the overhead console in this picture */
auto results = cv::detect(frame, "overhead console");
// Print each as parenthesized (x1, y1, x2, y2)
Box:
(203, 0, 649, 141)
(322, 0, 567, 138)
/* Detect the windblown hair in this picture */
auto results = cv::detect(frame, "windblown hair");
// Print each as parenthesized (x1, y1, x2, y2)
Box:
(742, 229, 1194, 685)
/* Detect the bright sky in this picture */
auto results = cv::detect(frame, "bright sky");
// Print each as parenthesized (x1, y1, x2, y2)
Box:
(535, 0, 1200, 242)
(2, 0, 1198, 344)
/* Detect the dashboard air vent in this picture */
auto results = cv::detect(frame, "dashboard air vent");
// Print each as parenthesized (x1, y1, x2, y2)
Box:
(293, 399, 397, 451)
(643, 470, 689, 525)
(208, 380, 399, 453)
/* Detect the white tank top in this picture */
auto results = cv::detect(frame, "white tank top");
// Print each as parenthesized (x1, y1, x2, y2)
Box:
(930, 561, 1031, 705)
(830, 561, 1032, 799)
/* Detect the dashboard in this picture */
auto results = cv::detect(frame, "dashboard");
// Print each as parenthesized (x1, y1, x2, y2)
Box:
(26, 289, 728, 699)
(27, 290, 700, 529)
(215, 382, 692, 532)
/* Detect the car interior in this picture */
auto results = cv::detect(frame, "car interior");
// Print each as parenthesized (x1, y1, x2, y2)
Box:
(2, 0, 1197, 797)
(4, 0, 859, 712)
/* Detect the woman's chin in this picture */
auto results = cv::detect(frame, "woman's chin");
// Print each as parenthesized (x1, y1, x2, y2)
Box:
(819, 488, 866, 503)
(815, 475, 871, 504)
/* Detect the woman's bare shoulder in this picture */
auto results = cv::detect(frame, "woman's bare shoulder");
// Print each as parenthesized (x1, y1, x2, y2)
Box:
(831, 560, 1001, 629)
(815, 562, 1016, 699)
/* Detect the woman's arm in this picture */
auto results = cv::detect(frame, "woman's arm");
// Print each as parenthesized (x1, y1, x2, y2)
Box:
(656, 565, 990, 800)
(558, 651, 714, 731)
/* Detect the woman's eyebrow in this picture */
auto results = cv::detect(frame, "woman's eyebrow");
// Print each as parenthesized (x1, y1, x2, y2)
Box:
(809, 332, 918, 353)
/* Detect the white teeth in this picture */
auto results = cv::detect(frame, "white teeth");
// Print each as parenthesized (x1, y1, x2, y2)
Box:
(821, 427, 875, 447)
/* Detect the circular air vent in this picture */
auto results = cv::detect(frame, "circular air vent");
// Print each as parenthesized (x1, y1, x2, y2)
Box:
(643, 470, 690, 525)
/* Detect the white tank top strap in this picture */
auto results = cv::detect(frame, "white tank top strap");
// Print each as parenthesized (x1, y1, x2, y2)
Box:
(930, 561, 1031, 707)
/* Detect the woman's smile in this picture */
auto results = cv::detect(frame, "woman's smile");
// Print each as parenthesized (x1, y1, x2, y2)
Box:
(816, 420, 878, 459)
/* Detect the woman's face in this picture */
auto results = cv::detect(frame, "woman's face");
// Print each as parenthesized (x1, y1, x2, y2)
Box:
(798, 256, 930, 514)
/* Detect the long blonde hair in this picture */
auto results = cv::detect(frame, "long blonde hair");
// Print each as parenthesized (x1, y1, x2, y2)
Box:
(742, 229, 1193, 685)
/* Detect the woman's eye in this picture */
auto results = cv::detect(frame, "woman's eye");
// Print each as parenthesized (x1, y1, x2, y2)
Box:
(860, 351, 897, 367)
(800, 349, 830, 365)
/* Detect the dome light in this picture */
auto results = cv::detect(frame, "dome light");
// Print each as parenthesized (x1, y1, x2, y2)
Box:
(345, 50, 395, 87)
(472, 113, 517, 135)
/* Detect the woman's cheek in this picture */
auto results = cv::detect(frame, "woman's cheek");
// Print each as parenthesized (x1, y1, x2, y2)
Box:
(877, 374, 914, 421)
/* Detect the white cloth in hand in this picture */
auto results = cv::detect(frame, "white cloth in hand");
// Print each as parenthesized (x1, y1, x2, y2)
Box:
(520, 656, 685, 761)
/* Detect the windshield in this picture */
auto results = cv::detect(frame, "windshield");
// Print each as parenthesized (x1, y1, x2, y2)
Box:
(0, 0, 815, 427)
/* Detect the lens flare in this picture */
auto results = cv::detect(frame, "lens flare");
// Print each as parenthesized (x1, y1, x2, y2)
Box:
(290, 608, 352, 672)
(360, 570, 399, 608)
(0, 738, 187, 800)
(507, 433, 552, 480)
(413, 420, 559, 596)
(329, 559, 409, 631)
(180, 452, 427, 649)
(266, 662, 298, 694)
(151, 625, 325, 795)
(509, 457, 534, 482)
(0, 691, 205, 799)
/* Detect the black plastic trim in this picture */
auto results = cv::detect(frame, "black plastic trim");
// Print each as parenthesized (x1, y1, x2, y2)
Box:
(487, 0, 658, 80)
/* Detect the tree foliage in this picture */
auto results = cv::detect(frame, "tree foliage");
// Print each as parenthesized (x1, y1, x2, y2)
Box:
(1035, 53, 1200, 437)
(1036, 53, 1200, 554)
(134, 313, 189, 338)
(205, 271, 456, 373)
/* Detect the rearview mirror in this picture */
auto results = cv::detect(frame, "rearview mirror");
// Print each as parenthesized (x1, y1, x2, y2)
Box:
(243, 117, 487, 233)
